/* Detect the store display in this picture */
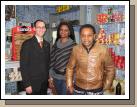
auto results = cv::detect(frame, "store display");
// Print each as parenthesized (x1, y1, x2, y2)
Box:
(108, 46, 125, 70)
(97, 5, 125, 95)
(5, 68, 12, 81)
(5, 68, 22, 82)
(5, 18, 16, 61)
(96, 28, 106, 44)
(5, 61, 20, 95)
(97, 13, 108, 24)
(5, 36, 12, 61)
(97, 27, 125, 46)
(12, 26, 34, 61)
(98, 5, 125, 24)
(8, 68, 22, 82)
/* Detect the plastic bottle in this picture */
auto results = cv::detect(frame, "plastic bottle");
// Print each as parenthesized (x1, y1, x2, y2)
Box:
(115, 82, 121, 95)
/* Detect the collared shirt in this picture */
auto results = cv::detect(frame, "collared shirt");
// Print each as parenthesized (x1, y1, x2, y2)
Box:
(35, 35, 43, 42)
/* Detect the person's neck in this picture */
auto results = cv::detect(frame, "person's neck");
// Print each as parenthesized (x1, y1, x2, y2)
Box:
(86, 40, 96, 49)
(82, 42, 94, 52)
(60, 37, 69, 44)
(85, 44, 93, 51)
(35, 35, 43, 41)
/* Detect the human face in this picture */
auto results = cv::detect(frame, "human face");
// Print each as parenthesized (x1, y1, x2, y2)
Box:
(59, 25, 70, 38)
(80, 28, 95, 48)
(34, 21, 46, 38)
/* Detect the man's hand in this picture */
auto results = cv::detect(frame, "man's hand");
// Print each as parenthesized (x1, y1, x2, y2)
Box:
(25, 86, 32, 94)
(67, 86, 74, 94)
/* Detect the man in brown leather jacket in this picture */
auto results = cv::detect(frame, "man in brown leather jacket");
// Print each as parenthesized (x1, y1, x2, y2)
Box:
(66, 24, 115, 95)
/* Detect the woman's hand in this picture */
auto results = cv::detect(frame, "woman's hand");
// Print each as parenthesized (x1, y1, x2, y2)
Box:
(48, 77, 54, 88)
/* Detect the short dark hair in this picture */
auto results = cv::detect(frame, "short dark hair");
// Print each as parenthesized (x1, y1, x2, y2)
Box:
(34, 19, 46, 28)
(56, 21, 75, 42)
(80, 24, 96, 34)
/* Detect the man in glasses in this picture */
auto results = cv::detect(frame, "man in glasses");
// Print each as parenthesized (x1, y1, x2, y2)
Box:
(20, 20, 50, 95)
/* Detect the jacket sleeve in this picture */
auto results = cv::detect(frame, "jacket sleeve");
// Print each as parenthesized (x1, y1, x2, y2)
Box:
(103, 47, 115, 90)
(66, 46, 77, 88)
(20, 42, 31, 88)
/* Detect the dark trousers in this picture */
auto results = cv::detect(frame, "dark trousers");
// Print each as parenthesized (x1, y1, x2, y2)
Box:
(26, 81, 47, 95)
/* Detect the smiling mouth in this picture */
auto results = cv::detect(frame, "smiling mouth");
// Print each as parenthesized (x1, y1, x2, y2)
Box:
(61, 33, 66, 35)
(83, 42, 90, 44)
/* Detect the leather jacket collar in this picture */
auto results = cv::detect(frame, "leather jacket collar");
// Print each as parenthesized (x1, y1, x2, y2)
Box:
(82, 40, 96, 54)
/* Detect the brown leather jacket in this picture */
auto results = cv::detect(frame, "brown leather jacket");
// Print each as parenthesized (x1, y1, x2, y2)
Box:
(66, 43, 115, 91)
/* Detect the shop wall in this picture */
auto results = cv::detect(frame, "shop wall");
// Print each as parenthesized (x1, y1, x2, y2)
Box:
(16, 5, 56, 43)
(16, 5, 55, 24)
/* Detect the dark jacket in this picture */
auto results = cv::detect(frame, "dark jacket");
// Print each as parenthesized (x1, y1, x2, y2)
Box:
(20, 36, 50, 92)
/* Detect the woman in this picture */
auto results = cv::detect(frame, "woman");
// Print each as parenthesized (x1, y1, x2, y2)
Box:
(49, 21, 76, 95)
